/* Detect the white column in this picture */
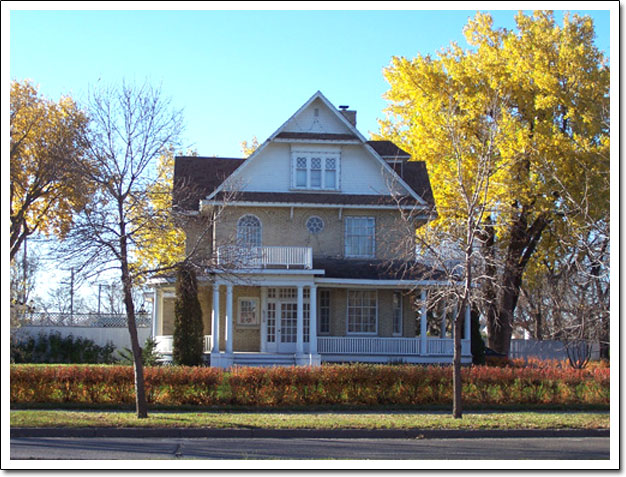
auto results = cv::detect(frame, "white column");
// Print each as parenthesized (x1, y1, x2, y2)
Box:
(151, 289, 159, 339)
(464, 303, 471, 344)
(296, 284, 304, 355)
(212, 284, 220, 353)
(420, 289, 428, 355)
(309, 284, 317, 355)
(225, 284, 233, 354)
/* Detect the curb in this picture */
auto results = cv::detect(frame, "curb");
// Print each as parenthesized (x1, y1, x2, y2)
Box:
(10, 427, 610, 439)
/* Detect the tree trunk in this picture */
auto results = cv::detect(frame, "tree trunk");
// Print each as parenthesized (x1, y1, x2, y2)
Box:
(486, 212, 548, 356)
(119, 223, 148, 419)
(452, 305, 464, 419)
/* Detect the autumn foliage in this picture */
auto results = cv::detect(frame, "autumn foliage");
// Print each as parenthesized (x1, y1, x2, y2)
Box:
(11, 363, 609, 408)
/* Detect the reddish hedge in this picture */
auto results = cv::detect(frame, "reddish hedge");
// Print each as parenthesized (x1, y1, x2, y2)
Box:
(10, 363, 609, 408)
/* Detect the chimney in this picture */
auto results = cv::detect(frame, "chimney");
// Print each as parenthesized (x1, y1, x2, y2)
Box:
(338, 105, 357, 127)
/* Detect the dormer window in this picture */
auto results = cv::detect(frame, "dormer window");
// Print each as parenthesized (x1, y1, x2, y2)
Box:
(291, 151, 340, 191)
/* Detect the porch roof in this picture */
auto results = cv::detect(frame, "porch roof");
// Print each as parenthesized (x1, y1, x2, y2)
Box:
(312, 258, 446, 282)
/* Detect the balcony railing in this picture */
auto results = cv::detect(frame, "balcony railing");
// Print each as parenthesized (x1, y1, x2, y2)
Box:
(217, 246, 313, 269)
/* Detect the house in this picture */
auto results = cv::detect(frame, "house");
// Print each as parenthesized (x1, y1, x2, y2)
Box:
(150, 91, 472, 367)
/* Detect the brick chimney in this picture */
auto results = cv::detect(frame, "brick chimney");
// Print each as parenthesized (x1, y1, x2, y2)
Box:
(338, 105, 357, 127)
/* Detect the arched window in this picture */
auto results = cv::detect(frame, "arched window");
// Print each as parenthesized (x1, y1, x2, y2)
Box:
(237, 215, 262, 247)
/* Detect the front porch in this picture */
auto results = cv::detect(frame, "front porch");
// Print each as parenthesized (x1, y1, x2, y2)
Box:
(151, 277, 473, 367)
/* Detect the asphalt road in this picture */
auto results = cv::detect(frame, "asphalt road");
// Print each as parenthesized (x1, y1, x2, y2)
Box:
(10, 436, 610, 460)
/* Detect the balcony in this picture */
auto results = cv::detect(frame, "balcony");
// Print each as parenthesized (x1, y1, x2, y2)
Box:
(216, 246, 313, 269)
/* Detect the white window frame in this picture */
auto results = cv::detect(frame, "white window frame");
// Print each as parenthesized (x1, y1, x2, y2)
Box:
(392, 290, 403, 336)
(237, 297, 260, 327)
(346, 290, 378, 335)
(344, 216, 376, 258)
(291, 151, 340, 191)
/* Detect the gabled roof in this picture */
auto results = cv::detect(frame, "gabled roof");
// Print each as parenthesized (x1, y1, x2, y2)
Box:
(173, 157, 244, 210)
(173, 92, 436, 212)
(366, 140, 411, 159)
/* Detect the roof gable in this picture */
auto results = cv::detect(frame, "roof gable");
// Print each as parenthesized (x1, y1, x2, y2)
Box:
(279, 97, 356, 137)
(174, 92, 434, 211)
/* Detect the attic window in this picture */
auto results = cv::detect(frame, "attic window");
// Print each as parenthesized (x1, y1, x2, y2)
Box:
(291, 151, 340, 191)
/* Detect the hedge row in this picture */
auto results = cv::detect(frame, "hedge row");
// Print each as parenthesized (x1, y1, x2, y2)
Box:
(10, 364, 609, 408)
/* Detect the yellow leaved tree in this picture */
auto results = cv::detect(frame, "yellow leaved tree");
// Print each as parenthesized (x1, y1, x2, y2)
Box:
(378, 11, 609, 356)
(10, 80, 92, 260)
(131, 147, 186, 275)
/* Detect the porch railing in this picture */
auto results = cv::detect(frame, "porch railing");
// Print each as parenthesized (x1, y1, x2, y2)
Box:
(155, 335, 212, 354)
(217, 246, 313, 269)
(317, 337, 471, 356)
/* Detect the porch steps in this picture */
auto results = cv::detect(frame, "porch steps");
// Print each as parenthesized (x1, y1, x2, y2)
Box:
(230, 353, 296, 367)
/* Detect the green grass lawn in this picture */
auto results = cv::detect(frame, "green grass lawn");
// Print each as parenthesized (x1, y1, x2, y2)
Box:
(10, 410, 609, 431)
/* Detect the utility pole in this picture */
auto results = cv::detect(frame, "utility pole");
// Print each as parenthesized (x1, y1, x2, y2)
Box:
(98, 284, 102, 315)
(69, 268, 75, 319)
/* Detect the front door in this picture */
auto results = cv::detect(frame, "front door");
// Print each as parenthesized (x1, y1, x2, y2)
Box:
(265, 301, 298, 353)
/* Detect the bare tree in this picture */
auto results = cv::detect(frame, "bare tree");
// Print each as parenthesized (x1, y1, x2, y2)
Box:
(61, 82, 184, 418)
(385, 92, 504, 419)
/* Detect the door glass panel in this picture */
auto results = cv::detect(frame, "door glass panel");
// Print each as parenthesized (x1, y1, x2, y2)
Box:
(266, 302, 276, 343)
(280, 303, 297, 343)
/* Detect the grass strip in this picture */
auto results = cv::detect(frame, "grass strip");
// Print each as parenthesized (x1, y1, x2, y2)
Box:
(11, 410, 609, 431)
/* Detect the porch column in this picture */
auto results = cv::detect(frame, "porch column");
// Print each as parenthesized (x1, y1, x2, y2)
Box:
(211, 284, 220, 353)
(309, 284, 317, 354)
(151, 289, 159, 339)
(225, 284, 234, 354)
(296, 284, 304, 355)
(420, 289, 428, 355)
(464, 303, 471, 342)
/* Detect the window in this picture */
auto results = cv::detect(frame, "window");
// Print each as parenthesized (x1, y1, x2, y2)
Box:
(237, 215, 261, 247)
(319, 290, 330, 334)
(306, 216, 324, 234)
(347, 290, 377, 334)
(344, 217, 375, 258)
(291, 152, 339, 190)
(310, 157, 322, 188)
(237, 298, 259, 326)
(325, 157, 336, 189)
(304, 303, 310, 343)
(392, 291, 403, 336)
(296, 157, 307, 188)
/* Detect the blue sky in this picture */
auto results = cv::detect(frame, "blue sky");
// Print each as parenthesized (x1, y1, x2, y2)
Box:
(9, 7, 612, 159)
(5, 5, 615, 303)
